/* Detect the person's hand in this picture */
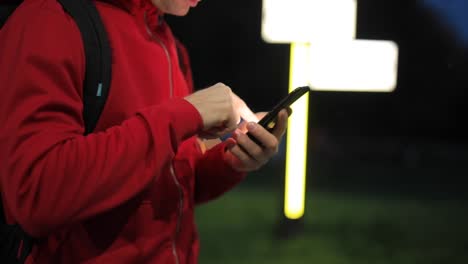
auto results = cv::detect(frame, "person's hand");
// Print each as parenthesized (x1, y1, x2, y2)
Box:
(224, 109, 289, 172)
(185, 83, 258, 139)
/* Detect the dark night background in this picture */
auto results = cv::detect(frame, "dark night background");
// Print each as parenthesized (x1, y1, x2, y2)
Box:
(167, 1, 468, 263)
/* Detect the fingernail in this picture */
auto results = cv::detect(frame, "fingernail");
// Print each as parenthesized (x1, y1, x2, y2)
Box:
(233, 129, 241, 138)
(225, 138, 237, 149)
(247, 122, 256, 131)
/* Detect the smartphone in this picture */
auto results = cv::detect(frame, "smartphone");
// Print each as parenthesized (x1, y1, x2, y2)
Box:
(247, 86, 310, 144)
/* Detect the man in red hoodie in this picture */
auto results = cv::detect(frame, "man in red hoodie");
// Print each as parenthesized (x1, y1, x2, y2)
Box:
(0, 0, 289, 263)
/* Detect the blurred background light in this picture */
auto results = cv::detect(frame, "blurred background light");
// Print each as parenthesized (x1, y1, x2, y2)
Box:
(308, 40, 399, 92)
(264, 0, 399, 221)
(262, 0, 357, 43)
(422, 0, 468, 46)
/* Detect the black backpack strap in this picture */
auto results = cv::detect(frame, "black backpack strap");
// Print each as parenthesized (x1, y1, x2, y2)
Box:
(58, 0, 112, 135)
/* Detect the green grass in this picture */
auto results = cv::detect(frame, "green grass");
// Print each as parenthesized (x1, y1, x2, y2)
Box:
(195, 187, 468, 264)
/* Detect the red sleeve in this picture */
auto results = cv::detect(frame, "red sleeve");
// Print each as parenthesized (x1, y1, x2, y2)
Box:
(0, 5, 202, 237)
(194, 142, 247, 204)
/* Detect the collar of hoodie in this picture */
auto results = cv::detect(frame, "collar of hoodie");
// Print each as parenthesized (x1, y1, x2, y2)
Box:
(103, 0, 163, 30)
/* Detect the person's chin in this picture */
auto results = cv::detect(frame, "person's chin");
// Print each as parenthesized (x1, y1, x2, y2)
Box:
(171, 6, 191, 16)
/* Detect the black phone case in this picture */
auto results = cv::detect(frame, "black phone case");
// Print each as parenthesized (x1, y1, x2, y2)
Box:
(247, 86, 310, 145)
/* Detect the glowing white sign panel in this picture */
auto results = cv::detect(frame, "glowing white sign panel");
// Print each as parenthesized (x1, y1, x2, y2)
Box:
(308, 40, 399, 92)
(262, 0, 357, 43)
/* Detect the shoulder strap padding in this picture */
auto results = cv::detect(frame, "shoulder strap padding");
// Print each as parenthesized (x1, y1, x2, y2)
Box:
(58, 0, 112, 135)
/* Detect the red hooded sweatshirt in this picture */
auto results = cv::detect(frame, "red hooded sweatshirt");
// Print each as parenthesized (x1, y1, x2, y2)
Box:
(0, 0, 246, 263)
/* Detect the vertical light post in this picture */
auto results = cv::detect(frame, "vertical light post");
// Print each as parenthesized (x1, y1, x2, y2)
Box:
(284, 43, 310, 220)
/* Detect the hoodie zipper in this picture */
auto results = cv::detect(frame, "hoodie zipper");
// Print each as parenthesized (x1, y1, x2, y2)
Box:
(144, 12, 181, 264)
(144, 12, 174, 97)
(169, 164, 183, 264)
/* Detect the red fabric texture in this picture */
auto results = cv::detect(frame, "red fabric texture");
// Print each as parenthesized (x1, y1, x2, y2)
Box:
(0, 0, 246, 263)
